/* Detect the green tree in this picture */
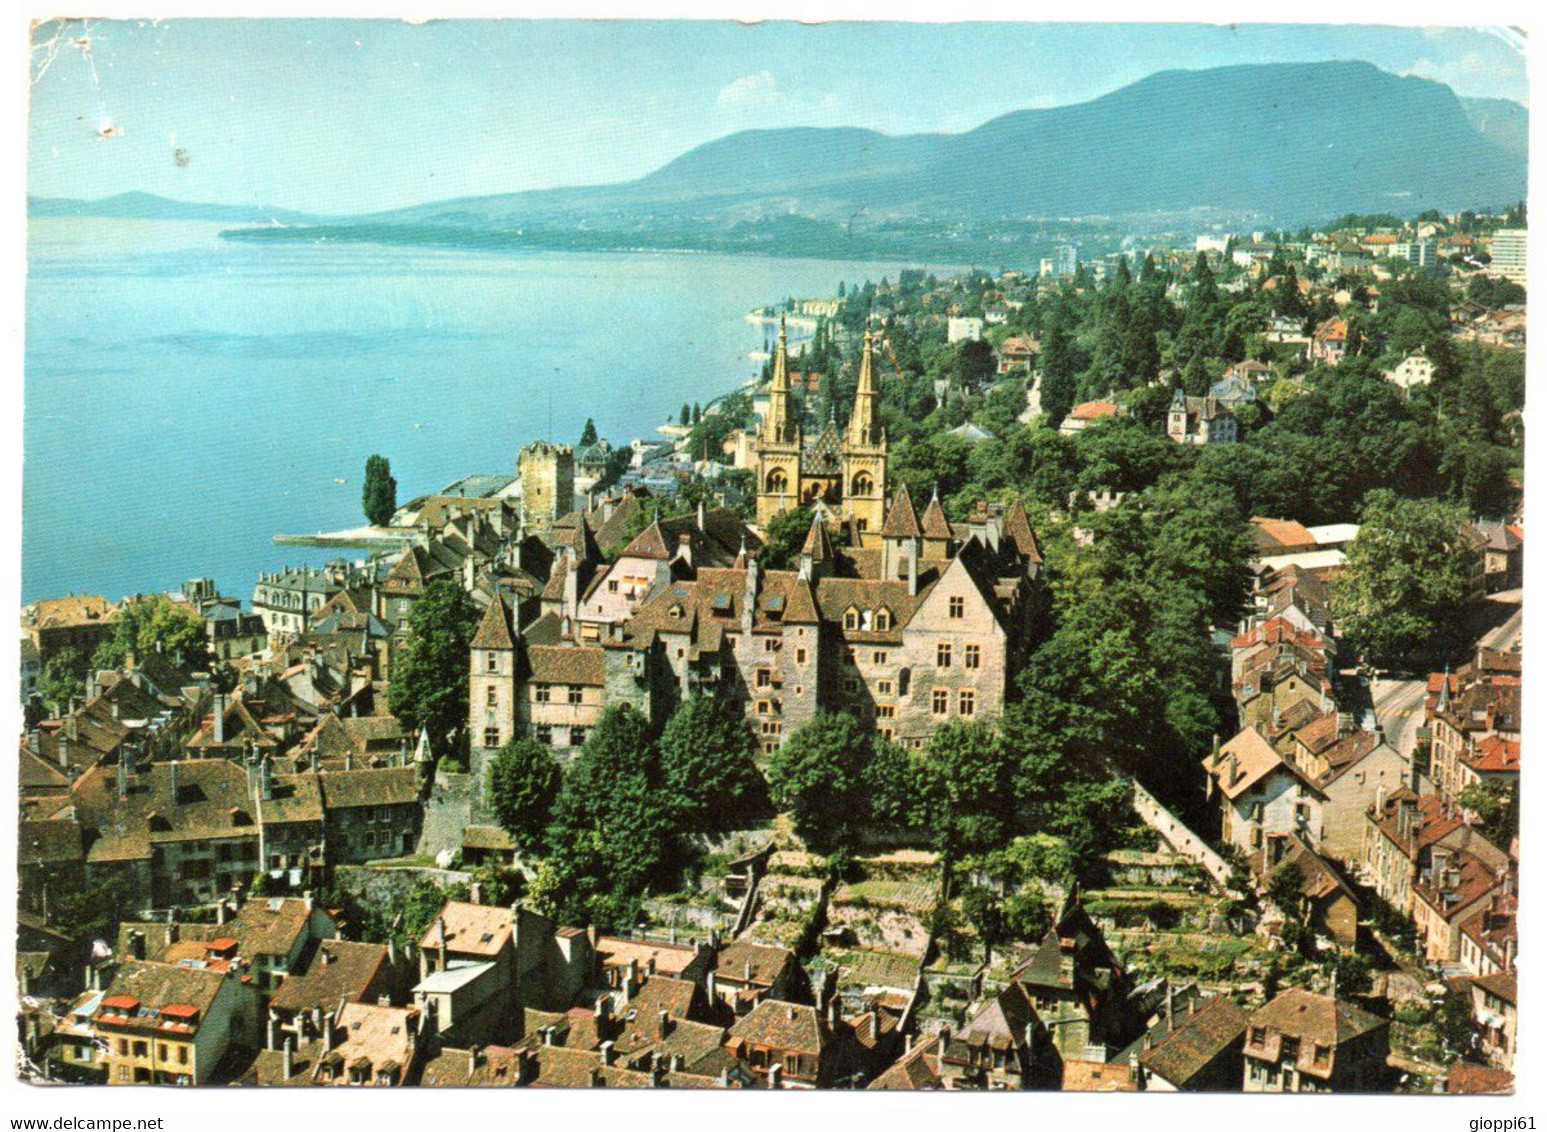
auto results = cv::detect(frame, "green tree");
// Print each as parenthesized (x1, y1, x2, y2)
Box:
(919, 720, 1015, 858)
(1039, 318, 1079, 428)
(959, 886, 1007, 961)
(579, 418, 599, 448)
(1457, 780, 1518, 847)
(680, 403, 691, 426)
(363, 454, 397, 527)
(658, 696, 765, 832)
(388, 580, 478, 757)
(93, 594, 210, 671)
(765, 711, 874, 851)
(759, 505, 815, 571)
(485, 737, 561, 856)
(37, 648, 87, 715)
(537, 705, 682, 929)
(1332, 491, 1476, 668)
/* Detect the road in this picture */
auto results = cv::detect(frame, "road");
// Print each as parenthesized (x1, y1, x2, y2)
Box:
(1368, 591, 1521, 765)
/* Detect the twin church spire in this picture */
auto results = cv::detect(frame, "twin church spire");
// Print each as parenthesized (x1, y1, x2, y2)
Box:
(754, 316, 888, 544)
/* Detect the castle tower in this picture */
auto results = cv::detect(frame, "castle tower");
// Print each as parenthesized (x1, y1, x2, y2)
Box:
(841, 330, 888, 545)
(518, 441, 575, 534)
(755, 318, 803, 531)
(468, 594, 518, 823)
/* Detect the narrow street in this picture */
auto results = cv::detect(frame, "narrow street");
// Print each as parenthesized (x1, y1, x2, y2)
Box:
(1367, 591, 1520, 765)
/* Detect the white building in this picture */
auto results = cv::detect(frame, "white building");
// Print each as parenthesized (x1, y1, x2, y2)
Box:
(1384, 354, 1436, 391)
(1491, 229, 1527, 285)
(947, 317, 985, 344)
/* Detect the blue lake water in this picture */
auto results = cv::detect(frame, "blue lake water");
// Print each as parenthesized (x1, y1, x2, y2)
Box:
(24, 218, 946, 605)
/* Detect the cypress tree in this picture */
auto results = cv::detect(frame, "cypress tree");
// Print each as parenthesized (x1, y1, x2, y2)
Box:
(362, 455, 397, 527)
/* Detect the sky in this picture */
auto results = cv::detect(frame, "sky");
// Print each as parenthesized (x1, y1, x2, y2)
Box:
(27, 20, 1528, 216)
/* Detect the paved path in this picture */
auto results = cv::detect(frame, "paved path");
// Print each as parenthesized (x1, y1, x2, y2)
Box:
(1369, 595, 1521, 763)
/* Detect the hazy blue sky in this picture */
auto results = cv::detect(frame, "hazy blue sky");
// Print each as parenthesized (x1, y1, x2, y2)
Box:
(28, 20, 1526, 215)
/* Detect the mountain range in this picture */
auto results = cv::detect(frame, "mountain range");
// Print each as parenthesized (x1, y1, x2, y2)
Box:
(30, 62, 1527, 247)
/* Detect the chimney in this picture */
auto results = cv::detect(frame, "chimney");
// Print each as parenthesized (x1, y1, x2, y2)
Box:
(435, 916, 448, 969)
(282, 1035, 294, 1080)
(57, 733, 69, 768)
(216, 899, 228, 925)
(467, 1046, 480, 1076)
(718, 1067, 730, 1088)
(128, 929, 145, 960)
(542, 1026, 556, 1047)
(767, 1063, 781, 1089)
(937, 1027, 951, 1057)
(599, 1040, 615, 1066)
(658, 1008, 671, 1037)
(706, 970, 717, 1002)
(168, 760, 179, 803)
(595, 995, 611, 1021)
(212, 693, 227, 744)
(116, 758, 129, 800)
(907, 548, 918, 597)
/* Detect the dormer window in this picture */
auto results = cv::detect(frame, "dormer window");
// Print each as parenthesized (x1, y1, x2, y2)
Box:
(875, 607, 892, 632)
(668, 604, 684, 621)
(843, 607, 859, 631)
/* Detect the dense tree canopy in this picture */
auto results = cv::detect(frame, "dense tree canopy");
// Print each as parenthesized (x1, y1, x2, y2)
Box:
(93, 594, 210, 672)
(388, 580, 478, 757)
(485, 737, 561, 856)
(1331, 490, 1477, 669)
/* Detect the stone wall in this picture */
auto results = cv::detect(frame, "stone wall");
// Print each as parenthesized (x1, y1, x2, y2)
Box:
(417, 769, 472, 858)
(1130, 779, 1231, 889)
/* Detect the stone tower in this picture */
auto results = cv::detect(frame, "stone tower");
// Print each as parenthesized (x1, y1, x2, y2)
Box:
(467, 594, 518, 823)
(840, 330, 888, 545)
(518, 441, 574, 534)
(754, 318, 802, 531)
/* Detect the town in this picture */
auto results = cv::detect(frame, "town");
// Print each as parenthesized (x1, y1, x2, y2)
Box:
(18, 207, 1525, 1094)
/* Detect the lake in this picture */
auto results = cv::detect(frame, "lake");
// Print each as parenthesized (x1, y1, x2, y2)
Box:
(23, 218, 949, 605)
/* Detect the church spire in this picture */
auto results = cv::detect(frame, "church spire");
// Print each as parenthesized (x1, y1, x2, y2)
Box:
(761, 317, 798, 446)
(847, 329, 883, 449)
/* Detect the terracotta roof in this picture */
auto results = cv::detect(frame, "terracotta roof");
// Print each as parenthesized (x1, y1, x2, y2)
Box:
(471, 595, 516, 652)
(1138, 996, 1248, 1087)
(1414, 849, 1503, 924)
(1446, 1060, 1514, 1095)
(715, 941, 796, 989)
(879, 488, 922, 538)
(24, 594, 116, 631)
(1205, 727, 1304, 801)
(1464, 734, 1520, 774)
(95, 960, 227, 1032)
(319, 766, 420, 811)
(270, 940, 390, 1014)
(1068, 400, 1118, 422)
(1061, 1059, 1137, 1091)
(72, 760, 259, 863)
(18, 818, 83, 866)
(526, 644, 604, 687)
(867, 1042, 941, 1090)
(1472, 971, 1517, 1006)
(1247, 988, 1386, 1056)
(920, 494, 954, 542)
(228, 897, 318, 958)
(1251, 517, 1317, 553)
(322, 1002, 418, 1085)
(419, 1044, 529, 1087)
(596, 937, 701, 978)
(419, 901, 512, 958)
(728, 999, 827, 1055)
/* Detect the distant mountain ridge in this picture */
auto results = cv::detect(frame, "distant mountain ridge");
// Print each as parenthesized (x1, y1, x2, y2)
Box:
(1462, 96, 1529, 159)
(28, 191, 324, 225)
(360, 61, 1525, 230)
(33, 62, 1528, 243)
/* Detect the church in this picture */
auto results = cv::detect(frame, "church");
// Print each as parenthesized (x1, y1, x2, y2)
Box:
(754, 318, 888, 544)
